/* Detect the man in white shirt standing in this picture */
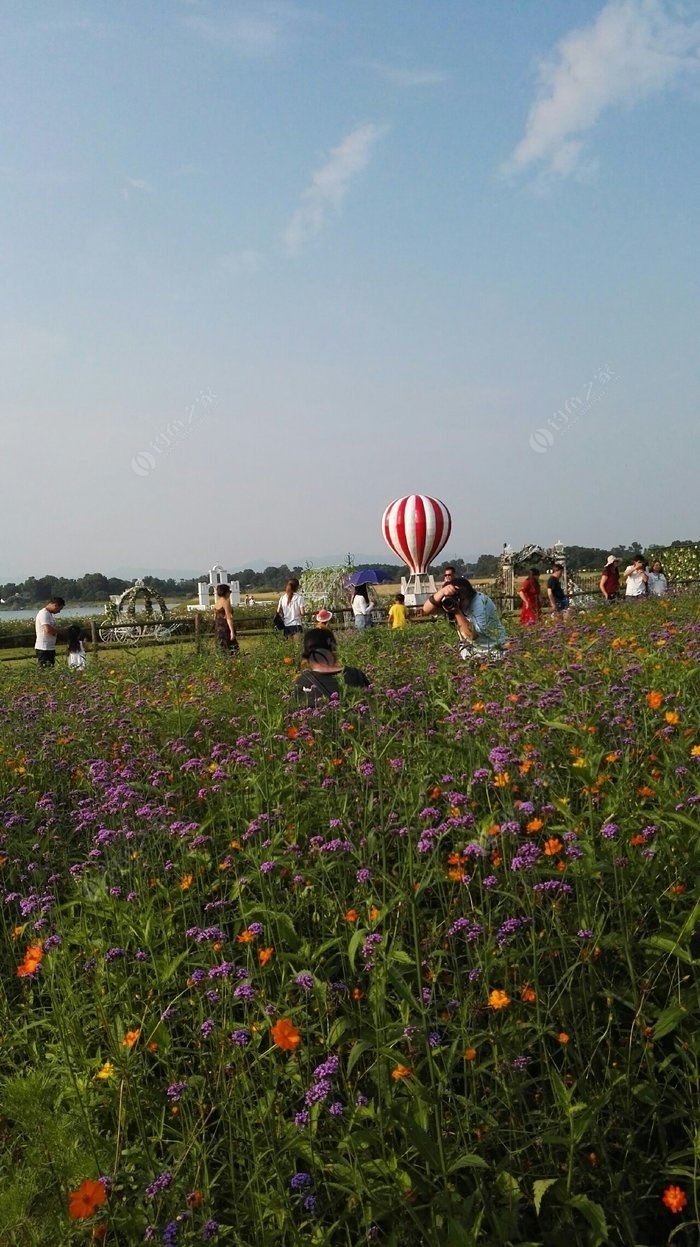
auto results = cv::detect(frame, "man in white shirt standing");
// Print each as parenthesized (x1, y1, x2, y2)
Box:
(35, 597, 65, 667)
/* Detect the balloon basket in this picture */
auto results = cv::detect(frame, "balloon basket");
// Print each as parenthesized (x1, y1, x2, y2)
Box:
(401, 573, 436, 606)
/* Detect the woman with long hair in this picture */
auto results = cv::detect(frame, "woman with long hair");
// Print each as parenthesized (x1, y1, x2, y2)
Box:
(518, 568, 541, 626)
(351, 583, 374, 631)
(647, 560, 668, 597)
(276, 578, 304, 638)
(214, 584, 239, 655)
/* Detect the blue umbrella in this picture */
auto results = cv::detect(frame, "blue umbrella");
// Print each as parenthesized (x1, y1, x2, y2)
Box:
(344, 568, 393, 588)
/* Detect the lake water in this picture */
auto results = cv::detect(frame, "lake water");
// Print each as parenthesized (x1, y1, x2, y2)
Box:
(1, 603, 183, 620)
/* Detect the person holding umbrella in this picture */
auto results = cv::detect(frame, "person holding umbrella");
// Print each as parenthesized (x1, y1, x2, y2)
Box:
(345, 569, 391, 631)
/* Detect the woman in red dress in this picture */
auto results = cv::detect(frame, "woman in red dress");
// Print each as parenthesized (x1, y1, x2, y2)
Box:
(519, 568, 542, 626)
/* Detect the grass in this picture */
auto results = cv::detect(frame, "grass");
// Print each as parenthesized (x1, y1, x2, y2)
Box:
(0, 602, 698, 1246)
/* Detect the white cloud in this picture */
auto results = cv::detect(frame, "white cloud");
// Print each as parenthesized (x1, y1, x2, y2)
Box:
(365, 62, 447, 87)
(220, 248, 265, 275)
(282, 123, 384, 256)
(121, 177, 153, 202)
(508, 0, 700, 179)
(180, 3, 306, 56)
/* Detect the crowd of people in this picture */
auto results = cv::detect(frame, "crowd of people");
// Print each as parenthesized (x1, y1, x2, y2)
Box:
(32, 553, 671, 703)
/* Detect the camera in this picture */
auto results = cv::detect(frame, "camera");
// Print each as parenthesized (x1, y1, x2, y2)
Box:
(440, 594, 461, 616)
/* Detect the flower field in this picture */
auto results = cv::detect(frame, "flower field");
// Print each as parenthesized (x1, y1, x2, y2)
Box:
(1, 605, 698, 1246)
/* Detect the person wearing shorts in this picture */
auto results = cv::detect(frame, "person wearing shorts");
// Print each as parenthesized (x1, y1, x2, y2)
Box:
(35, 597, 65, 667)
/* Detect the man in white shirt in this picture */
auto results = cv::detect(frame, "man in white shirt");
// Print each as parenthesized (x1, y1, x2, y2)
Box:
(35, 597, 65, 667)
(624, 559, 648, 598)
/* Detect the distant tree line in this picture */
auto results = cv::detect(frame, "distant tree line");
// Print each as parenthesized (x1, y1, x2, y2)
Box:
(2, 542, 695, 604)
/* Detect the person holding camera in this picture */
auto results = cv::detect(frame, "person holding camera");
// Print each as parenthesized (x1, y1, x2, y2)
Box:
(423, 577, 506, 660)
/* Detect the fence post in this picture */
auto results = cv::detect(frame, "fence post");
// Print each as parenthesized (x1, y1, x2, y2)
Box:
(90, 619, 98, 661)
(194, 612, 201, 655)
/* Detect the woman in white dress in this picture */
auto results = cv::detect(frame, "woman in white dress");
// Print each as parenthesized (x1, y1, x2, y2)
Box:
(66, 624, 88, 670)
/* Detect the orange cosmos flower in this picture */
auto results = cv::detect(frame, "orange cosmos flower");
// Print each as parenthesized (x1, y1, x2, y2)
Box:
(630, 834, 645, 847)
(344, 908, 359, 923)
(369, 905, 380, 921)
(351, 987, 364, 1000)
(448, 867, 464, 881)
(429, 785, 442, 799)
(122, 1029, 140, 1048)
(661, 1185, 687, 1213)
(488, 824, 500, 837)
(637, 786, 654, 798)
(258, 946, 274, 966)
(670, 883, 686, 895)
(664, 711, 679, 725)
(544, 837, 563, 856)
(17, 943, 43, 977)
(463, 1047, 477, 1061)
(271, 1018, 301, 1051)
(237, 929, 254, 943)
(519, 760, 533, 775)
(691, 745, 700, 758)
(646, 691, 663, 709)
(287, 727, 299, 738)
(526, 818, 543, 834)
(493, 773, 510, 788)
(391, 1063, 413, 1080)
(521, 985, 536, 1003)
(186, 1190, 203, 1208)
(558, 1032, 570, 1044)
(488, 990, 510, 1010)
(68, 1178, 107, 1220)
(180, 874, 193, 890)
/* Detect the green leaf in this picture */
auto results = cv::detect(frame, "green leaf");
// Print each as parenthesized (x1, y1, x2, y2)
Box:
(533, 1178, 559, 1216)
(652, 1002, 687, 1040)
(569, 1194, 608, 1247)
(447, 1154, 489, 1173)
(326, 1017, 348, 1047)
(644, 936, 697, 966)
(446, 1219, 478, 1247)
(497, 1171, 521, 1202)
(347, 926, 366, 972)
(404, 1119, 441, 1170)
(158, 950, 189, 985)
(346, 1040, 373, 1076)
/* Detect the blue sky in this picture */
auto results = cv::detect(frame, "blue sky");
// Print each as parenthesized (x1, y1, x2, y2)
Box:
(2, 0, 699, 578)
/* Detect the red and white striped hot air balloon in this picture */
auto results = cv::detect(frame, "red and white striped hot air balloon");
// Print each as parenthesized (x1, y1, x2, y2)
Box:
(382, 495, 452, 574)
